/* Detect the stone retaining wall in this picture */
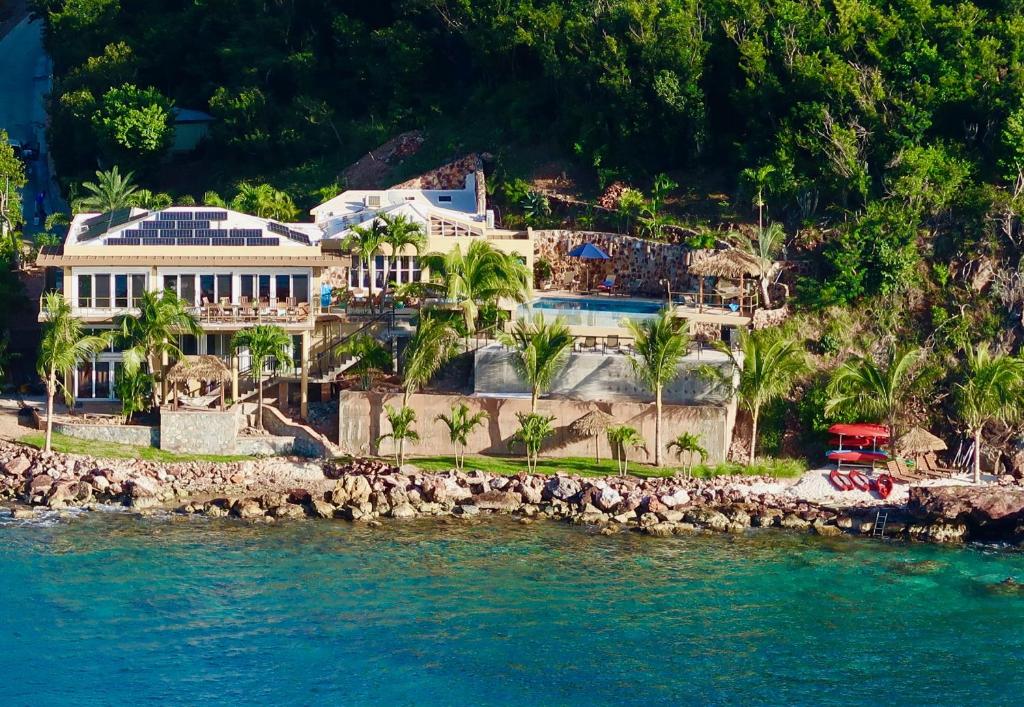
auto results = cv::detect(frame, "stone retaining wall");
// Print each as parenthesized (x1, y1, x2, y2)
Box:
(236, 436, 297, 456)
(260, 405, 336, 457)
(51, 420, 158, 448)
(160, 408, 240, 455)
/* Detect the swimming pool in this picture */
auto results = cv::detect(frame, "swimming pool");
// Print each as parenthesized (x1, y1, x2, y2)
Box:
(517, 296, 665, 327)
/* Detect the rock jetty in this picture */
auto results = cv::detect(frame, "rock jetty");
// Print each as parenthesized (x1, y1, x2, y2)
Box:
(2, 440, 1021, 544)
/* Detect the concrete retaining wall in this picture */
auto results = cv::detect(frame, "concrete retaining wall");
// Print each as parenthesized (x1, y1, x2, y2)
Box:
(260, 405, 336, 458)
(160, 408, 240, 455)
(235, 436, 297, 456)
(339, 391, 735, 464)
(51, 420, 159, 447)
(474, 346, 734, 404)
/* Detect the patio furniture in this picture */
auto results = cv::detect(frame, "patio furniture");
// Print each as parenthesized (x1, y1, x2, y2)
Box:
(596, 275, 616, 293)
(604, 334, 622, 353)
(577, 336, 599, 352)
(625, 279, 643, 295)
(560, 272, 579, 291)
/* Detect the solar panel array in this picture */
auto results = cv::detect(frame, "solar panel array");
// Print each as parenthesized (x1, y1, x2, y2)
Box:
(101, 211, 306, 247)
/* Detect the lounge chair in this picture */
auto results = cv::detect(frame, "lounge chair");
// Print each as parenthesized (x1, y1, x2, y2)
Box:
(885, 459, 923, 482)
(604, 334, 621, 353)
(560, 272, 579, 292)
(596, 275, 616, 293)
(920, 453, 957, 477)
(577, 336, 599, 352)
(625, 279, 643, 295)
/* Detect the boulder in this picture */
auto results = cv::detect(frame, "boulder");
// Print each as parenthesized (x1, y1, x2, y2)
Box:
(27, 474, 54, 496)
(683, 508, 729, 531)
(543, 476, 582, 502)
(10, 507, 38, 520)
(908, 485, 1024, 537)
(660, 489, 690, 508)
(46, 481, 78, 508)
(907, 522, 968, 543)
(390, 503, 417, 519)
(811, 520, 843, 537)
(594, 486, 623, 512)
(472, 490, 521, 513)
(233, 499, 266, 519)
(645, 522, 678, 537)
(309, 500, 336, 519)
(779, 513, 810, 529)
(3, 457, 31, 477)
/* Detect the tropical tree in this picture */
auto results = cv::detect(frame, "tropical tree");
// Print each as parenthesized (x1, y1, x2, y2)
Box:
(37, 293, 110, 451)
(401, 313, 459, 407)
(90, 83, 173, 160)
(378, 404, 419, 468)
(377, 213, 425, 308)
(230, 325, 293, 430)
(421, 240, 531, 333)
(0, 130, 26, 233)
(230, 183, 299, 221)
(129, 188, 173, 210)
(607, 424, 647, 476)
(342, 219, 387, 309)
(825, 345, 925, 445)
(737, 221, 785, 307)
(75, 166, 138, 213)
(113, 367, 153, 424)
(336, 333, 391, 390)
(954, 343, 1024, 483)
(512, 412, 556, 473)
(500, 314, 573, 413)
(435, 402, 488, 470)
(626, 310, 690, 466)
(702, 329, 808, 464)
(667, 432, 708, 477)
(116, 289, 202, 408)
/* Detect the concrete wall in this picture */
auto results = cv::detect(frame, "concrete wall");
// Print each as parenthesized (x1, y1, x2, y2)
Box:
(160, 407, 240, 455)
(339, 391, 735, 464)
(52, 420, 159, 447)
(260, 404, 336, 457)
(473, 346, 734, 405)
(235, 436, 296, 456)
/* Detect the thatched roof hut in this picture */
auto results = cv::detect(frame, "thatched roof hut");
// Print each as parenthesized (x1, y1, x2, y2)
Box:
(166, 355, 230, 410)
(895, 427, 947, 456)
(569, 409, 615, 463)
(688, 249, 765, 279)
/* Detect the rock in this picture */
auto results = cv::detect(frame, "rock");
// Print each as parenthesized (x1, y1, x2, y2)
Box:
(10, 507, 38, 520)
(683, 508, 729, 531)
(811, 520, 843, 537)
(908, 485, 1024, 534)
(3, 457, 31, 477)
(126, 477, 162, 509)
(908, 522, 968, 543)
(543, 476, 582, 502)
(27, 474, 54, 496)
(594, 486, 623, 512)
(658, 509, 685, 523)
(660, 490, 690, 508)
(645, 522, 678, 537)
(309, 500, 336, 519)
(91, 475, 110, 494)
(234, 499, 266, 520)
(779, 513, 810, 529)
(515, 481, 542, 505)
(390, 502, 417, 519)
(472, 490, 521, 513)
(287, 488, 312, 505)
(455, 504, 479, 516)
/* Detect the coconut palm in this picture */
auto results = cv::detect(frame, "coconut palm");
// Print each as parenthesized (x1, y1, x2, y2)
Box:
(116, 289, 202, 408)
(113, 368, 153, 424)
(230, 325, 293, 430)
(702, 328, 808, 465)
(401, 313, 459, 407)
(626, 310, 690, 466)
(500, 314, 573, 413)
(954, 343, 1024, 483)
(513, 412, 556, 473)
(421, 240, 531, 333)
(336, 333, 391, 390)
(342, 219, 387, 310)
(436, 402, 489, 471)
(378, 213, 425, 307)
(75, 166, 139, 213)
(736, 221, 784, 307)
(667, 432, 708, 477)
(607, 425, 647, 476)
(129, 189, 173, 210)
(378, 404, 419, 467)
(825, 345, 924, 445)
(37, 293, 110, 451)
(230, 183, 298, 221)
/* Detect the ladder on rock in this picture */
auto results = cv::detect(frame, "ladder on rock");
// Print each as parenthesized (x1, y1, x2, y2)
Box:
(872, 510, 888, 538)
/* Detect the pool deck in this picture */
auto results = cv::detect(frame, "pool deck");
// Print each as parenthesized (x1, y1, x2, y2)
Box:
(521, 290, 753, 329)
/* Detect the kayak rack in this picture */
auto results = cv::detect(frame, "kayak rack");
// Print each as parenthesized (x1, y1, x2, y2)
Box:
(872, 510, 889, 538)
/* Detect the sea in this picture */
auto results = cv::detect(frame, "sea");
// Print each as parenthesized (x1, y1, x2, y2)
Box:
(2, 511, 1023, 706)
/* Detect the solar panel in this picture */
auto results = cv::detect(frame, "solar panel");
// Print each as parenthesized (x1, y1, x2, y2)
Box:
(223, 238, 246, 246)
(176, 237, 212, 246)
(139, 229, 159, 239)
(195, 210, 228, 221)
(231, 228, 262, 238)
(116, 237, 141, 246)
(177, 220, 211, 230)
(142, 237, 163, 246)
(157, 212, 178, 221)
(287, 229, 311, 245)
(267, 222, 289, 236)
(247, 237, 279, 246)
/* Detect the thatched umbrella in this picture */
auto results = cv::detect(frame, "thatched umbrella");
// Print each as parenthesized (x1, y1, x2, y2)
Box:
(570, 409, 614, 462)
(688, 249, 765, 313)
(166, 355, 231, 410)
(894, 427, 948, 456)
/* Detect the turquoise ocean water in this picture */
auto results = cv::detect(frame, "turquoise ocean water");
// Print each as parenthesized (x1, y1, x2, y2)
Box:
(2, 512, 1024, 706)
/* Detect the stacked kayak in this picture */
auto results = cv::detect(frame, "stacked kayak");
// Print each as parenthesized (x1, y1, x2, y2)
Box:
(826, 423, 890, 465)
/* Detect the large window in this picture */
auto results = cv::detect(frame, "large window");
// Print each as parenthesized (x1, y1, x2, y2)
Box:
(114, 274, 129, 308)
(199, 275, 216, 305)
(76, 273, 146, 309)
(77, 275, 92, 308)
(131, 275, 146, 306)
(75, 360, 117, 400)
(216, 275, 232, 303)
(94, 275, 111, 308)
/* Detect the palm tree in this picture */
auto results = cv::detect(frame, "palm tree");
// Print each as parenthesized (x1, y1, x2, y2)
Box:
(607, 425, 647, 476)
(401, 313, 459, 407)
(129, 189, 173, 210)
(113, 368, 153, 425)
(825, 345, 924, 445)
(378, 213, 425, 308)
(342, 220, 387, 309)
(230, 325, 293, 430)
(436, 402, 489, 471)
(230, 183, 299, 221)
(37, 293, 110, 451)
(626, 310, 690, 466)
(75, 167, 138, 213)
(500, 314, 573, 413)
(667, 432, 708, 477)
(378, 404, 419, 468)
(116, 290, 202, 408)
(421, 240, 531, 333)
(737, 221, 784, 307)
(954, 343, 1024, 483)
(513, 411, 556, 473)
(702, 328, 807, 465)
(336, 333, 391, 390)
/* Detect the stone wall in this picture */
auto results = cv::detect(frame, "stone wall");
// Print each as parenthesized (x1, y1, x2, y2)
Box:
(339, 391, 735, 463)
(52, 420, 159, 448)
(533, 230, 691, 295)
(160, 408, 240, 455)
(260, 404, 337, 458)
(474, 346, 734, 404)
(236, 436, 297, 456)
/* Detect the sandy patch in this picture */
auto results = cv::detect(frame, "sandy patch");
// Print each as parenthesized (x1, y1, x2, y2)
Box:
(786, 467, 988, 507)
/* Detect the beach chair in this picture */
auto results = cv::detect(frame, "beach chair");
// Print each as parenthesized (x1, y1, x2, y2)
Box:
(560, 271, 579, 292)
(604, 334, 622, 353)
(920, 453, 957, 477)
(596, 275, 616, 293)
(577, 336, 599, 352)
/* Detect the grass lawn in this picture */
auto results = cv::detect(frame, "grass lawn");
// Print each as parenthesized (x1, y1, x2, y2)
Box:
(20, 432, 253, 464)
(408, 455, 806, 479)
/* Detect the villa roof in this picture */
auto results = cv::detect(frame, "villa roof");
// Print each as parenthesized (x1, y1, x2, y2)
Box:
(895, 427, 947, 455)
(36, 248, 346, 268)
(166, 355, 231, 384)
(688, 249, 765, 278)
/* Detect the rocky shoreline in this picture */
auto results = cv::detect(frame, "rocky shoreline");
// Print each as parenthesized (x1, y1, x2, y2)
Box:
(2, 440, 1023, 545)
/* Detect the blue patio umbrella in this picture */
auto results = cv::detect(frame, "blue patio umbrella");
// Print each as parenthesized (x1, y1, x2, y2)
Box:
(566, 243, 611, 291)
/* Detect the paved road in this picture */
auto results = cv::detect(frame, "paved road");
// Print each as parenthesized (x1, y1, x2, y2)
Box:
(0, 16, 65, 236)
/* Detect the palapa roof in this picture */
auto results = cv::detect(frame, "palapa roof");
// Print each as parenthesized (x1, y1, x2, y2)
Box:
(894, 427, 948, 455)
(569, 409, 615, 438)
(166, 355, 231, 384)
(688, 249, 765, 278)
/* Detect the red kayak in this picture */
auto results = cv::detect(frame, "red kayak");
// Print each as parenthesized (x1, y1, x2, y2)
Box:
(829, 468, 855, 491)
(827, 450, 889, 463)
(847, 470, 870, 491)
(873, 474, 894, 500)
(828, 423, 890, 441)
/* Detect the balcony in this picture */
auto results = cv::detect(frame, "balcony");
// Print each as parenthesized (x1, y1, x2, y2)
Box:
(189, 300, 315, 328)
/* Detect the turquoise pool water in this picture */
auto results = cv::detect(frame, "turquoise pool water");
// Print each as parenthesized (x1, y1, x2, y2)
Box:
(3, 513, 1024, 705)
(519, 296, 664, 327)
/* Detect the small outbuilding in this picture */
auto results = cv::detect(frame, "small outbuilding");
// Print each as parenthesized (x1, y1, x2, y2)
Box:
(165, 355, 231, 410)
